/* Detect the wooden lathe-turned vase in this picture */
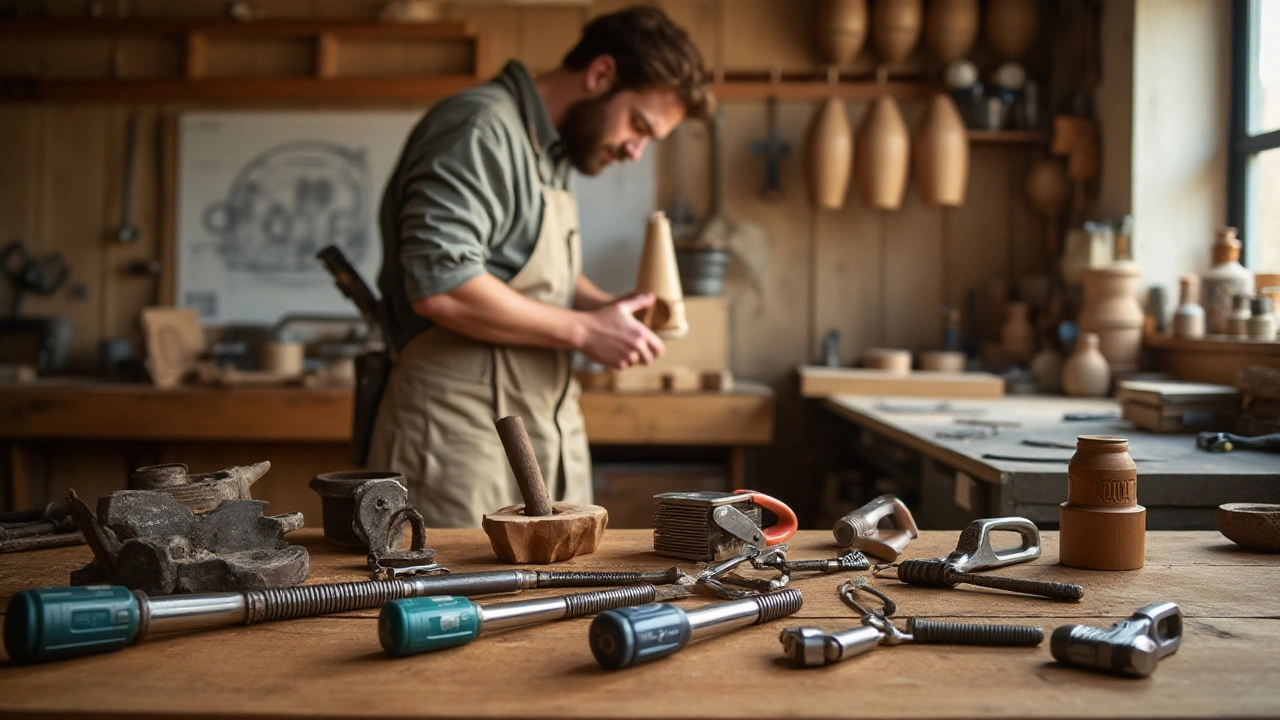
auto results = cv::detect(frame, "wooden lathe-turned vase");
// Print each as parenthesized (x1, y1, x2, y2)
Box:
(635, 211, 688, 338)
(1059, 435, 1146, 570)
(985, 0, 1040, 61)
(913, 93, 969, 207)
(806, 97, 854, 209)
(924, 0, 979, 63)
(816, 0, 868, 66)
(1061, 332, 1110, 397)
(871, 0, 923, 64)
(1078, 264, 1144, 376)
(856, 95, 910, 210)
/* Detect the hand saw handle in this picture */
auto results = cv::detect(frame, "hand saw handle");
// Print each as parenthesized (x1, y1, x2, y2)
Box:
(732, 489, 797, 545)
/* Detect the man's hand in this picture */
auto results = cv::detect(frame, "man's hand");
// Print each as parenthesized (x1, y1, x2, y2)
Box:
(576, 293, 666, 370)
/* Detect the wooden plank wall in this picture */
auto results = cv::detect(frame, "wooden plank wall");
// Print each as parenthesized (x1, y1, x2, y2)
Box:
(0, 0, 1047, 519)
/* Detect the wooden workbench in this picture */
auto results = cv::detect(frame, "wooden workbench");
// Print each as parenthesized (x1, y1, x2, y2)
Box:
(0, 381, 773, 512)
(821, 395, 1280, 530)
(1, 528, 1277, 719)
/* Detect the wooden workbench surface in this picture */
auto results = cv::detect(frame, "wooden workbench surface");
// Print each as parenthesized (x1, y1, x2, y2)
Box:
(823, 395, 1280, 510)
(2, 529, 1277, 719)
(0, 380, 774, 445)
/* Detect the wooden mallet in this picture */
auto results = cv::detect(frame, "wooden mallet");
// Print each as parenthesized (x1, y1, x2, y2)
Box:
(482, 416, 608, 564)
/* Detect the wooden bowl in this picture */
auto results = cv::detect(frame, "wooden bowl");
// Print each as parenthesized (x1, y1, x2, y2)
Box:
(1216, 503, 1280, 553)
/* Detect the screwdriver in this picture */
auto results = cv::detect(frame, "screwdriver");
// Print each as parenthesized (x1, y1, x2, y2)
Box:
(380, 584, 684, 657)
(589, 588, 803, 670)
(4, 567, 685, 664)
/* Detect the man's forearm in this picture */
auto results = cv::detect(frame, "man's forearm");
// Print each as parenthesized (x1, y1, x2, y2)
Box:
(412, 273, 585, 350)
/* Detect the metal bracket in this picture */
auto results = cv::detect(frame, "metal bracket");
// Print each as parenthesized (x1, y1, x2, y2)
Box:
(941, 517, 1041, 573)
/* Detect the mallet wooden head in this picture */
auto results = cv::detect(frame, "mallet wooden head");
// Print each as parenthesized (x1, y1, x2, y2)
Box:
(482, 416, 607, 563)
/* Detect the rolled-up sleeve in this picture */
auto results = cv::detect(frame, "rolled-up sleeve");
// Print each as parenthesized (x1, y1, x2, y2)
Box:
(396, 117, 515, 300)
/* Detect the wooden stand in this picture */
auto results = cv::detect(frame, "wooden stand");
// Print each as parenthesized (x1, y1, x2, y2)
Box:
(482, 416, 607, 564)
(1059, 435, 1146, 570)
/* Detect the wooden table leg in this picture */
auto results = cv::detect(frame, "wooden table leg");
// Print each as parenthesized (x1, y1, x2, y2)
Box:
(730, 446, 746, 490)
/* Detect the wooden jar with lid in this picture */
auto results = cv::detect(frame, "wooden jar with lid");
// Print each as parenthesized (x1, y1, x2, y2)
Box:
(1059, 435, 1146, 570)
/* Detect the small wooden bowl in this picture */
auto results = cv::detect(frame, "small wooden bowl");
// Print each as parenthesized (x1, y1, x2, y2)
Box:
(482, 502, 608, 564)
(1216, 503, 1280, 553)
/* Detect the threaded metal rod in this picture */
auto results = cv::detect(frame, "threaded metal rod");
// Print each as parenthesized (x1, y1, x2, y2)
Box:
(535, 567, 684, 587)
(777, 551, 870, 575)
(895, 559, 1083, 602)
(908, 618, 1044, 646)
(561, 585, 657, 618)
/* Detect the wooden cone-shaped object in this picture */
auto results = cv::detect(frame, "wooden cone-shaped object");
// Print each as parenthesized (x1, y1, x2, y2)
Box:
(806, 97, 854, 209)
(925, 0, 979, 63)
(482, 416, 607, 564)
(635, 211, 689, 339)
(872, 0, 923, 64)
(817, 0, 868, 66)
(855, 95, 910, 210)
(912, 93, 969, 207)
(985, 0, 1039, 61)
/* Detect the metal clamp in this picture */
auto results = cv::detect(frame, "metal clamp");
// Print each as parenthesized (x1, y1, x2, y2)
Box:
(367, 507, 446, 580)
(942, 517, 1041, 573)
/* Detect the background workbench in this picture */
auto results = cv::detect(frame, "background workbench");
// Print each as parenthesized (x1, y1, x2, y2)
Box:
(1, 528, 1277, 719)
(819, 395, 1280, 530)
(0, 381, 774, 518)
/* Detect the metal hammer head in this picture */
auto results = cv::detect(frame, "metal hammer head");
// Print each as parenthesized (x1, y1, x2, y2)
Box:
(780, 626, 827, 667)
(1051, 602, 1183, 677)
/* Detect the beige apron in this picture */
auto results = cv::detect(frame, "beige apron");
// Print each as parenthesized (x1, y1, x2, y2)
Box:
(368, 185, 592, 528)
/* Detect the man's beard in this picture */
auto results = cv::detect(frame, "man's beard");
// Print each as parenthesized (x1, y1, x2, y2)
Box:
(559, 92, 618, 176)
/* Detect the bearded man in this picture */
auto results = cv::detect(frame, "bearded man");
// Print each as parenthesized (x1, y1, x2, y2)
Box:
(368, 6, 713, 526)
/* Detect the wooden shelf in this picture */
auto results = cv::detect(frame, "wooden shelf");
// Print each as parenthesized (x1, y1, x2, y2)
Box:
(0, 18, 475, 40)
(967, 130, 1047, 144)
(0, 75, 481, 103)
(713, 78, 938, 103)
(1145, 333, 1280, 354)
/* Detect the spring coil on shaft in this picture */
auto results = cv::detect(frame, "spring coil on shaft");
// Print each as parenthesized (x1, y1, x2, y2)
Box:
(537, 568, 680, 587)
(244, 580, 409, 624)
(895, 560, 957, 588)
(908, 618, 1044, 646)
(561, 585, 657, 618)
(754, 588, 805, 623)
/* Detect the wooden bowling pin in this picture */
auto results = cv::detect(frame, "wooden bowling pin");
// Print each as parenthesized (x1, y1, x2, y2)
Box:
(925, 0, 979, 63)
(817, 0, 868, 66)
(635, 211, 689, 339)
(912, 93, 969, 207)
(855, 95, 911, 211)
(985, 0, 1039, 61)
(872, 0, 923, 65)
(806, 97, 854, 210)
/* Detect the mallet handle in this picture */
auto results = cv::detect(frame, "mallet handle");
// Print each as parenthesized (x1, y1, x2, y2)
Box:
(495, 415, 553, 516)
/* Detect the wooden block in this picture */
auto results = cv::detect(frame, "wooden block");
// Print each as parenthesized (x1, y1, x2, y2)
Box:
(700, 369, 734, 392)
(141, 306, 206, 389)
(611, 297, 728, 388)
(1122, 400, 1238, 433)
(662, 367, 701, 392)
(1059, 503, 1146, 570)
(609, 367, 665, 392)
(798, 366, 1004, 399)
(481, 502, 607, 564)
(1118, 380, 1240, 406)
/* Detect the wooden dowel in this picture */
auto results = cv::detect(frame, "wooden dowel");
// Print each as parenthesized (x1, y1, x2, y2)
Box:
(494, 416, 552, 517)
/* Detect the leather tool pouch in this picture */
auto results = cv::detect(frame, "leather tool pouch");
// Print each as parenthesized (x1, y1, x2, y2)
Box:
(350, 349, 391, 467)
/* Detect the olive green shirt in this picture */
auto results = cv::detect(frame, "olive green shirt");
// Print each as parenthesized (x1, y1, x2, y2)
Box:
(378, 60, 571, 351)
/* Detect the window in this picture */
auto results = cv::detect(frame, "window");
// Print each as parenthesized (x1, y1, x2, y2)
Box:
(1230, 0, 1280, 272)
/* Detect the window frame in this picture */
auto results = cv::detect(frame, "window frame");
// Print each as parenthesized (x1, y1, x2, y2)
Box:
(1229, 0, 1280, 267)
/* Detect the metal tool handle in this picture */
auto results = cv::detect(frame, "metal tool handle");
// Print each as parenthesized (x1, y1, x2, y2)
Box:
(943, 517, 1041, 572)
(495, 415, 553, 517)
(907, 618, 1044, 646)
(535, 567, 685, 587)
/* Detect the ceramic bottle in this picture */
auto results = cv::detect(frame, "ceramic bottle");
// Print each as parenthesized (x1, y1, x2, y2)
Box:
(912, 93, 969, 207)
(924, 0, 979, 63)
(985, 0, 1039, 61)
(1000, 301, 1035, 363)
(1077, 264, 1144, 375)
(1228, 294, 1253, 339)
(1201, 227, 1255, 335)
(1061, 333, 1110, 397)
(1172, 274, 1206, 339)
(872, 0, 923, 65)
(806, 97, 854, 210)
(635, 211, 688, 338)
(817, 0, 869, 66)
(1059, 435, 1146, 570)
(1248, 296, 1276, 340)
(855, 95, 911, 210)
(1030, 346, 1064, 394)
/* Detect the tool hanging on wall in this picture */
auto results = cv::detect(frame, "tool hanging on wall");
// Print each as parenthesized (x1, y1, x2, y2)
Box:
(5, 566, 687, 664)
(590, 588, 803, 670)
(116, 112, 141, 244)
(651, 489, 797, 561)
(751, 82, 790, 202)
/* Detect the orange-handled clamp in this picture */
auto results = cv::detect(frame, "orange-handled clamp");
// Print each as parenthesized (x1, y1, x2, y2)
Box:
(732, 489, 798, 546)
